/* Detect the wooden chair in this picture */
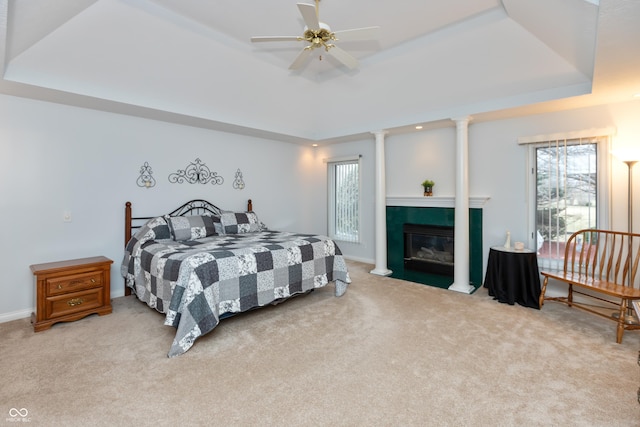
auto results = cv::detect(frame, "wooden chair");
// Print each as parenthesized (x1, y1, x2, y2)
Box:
(539, 229, 640, 343)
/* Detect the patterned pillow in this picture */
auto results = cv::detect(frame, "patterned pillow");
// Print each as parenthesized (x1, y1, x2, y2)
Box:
(146, 216, 172, 241)
(219, 211, 265, 234)
(204, 213, 224, 235)
(166, 215, 218, 241)
(124, 216, 171, 253)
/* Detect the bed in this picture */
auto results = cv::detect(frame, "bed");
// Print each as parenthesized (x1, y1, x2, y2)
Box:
(121, 199, 351, 357)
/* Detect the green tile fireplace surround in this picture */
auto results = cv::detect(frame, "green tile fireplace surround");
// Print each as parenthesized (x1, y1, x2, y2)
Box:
(386, 205, 483, 290)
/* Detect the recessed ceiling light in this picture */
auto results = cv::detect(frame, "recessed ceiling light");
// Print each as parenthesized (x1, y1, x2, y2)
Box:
(415, 125, 423, 130)
(634, 93, 640, 98)
(312, 143, 318, 147)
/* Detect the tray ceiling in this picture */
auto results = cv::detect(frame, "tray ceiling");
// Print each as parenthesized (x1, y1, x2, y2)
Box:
(1, 0, 638, 144)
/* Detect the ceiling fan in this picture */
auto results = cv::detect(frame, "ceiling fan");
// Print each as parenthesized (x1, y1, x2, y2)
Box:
(250, 0, 379, 70)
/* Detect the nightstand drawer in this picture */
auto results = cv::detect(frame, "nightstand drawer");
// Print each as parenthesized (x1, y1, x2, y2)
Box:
(46, 288, 104, 319)
(47, 271, 103, 296)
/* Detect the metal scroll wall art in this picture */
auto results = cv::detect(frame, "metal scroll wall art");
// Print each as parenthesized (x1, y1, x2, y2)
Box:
(233, 168, 245, 190)
(137, 161, 156, 188)
(136, 159, 245, 189)
(168, 158, 224, 185)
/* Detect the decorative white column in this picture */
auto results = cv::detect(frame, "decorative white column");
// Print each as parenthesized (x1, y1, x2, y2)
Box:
(370, 130, 392, 276)
(448, 116, 475, 294)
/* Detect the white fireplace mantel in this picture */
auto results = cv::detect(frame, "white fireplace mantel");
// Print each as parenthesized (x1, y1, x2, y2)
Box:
(386, 196, 490, 209)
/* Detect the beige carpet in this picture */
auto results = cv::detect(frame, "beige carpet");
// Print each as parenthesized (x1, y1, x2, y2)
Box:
(1, 261, 639, 426)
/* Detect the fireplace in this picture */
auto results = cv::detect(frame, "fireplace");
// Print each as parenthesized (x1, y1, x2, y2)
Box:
(387, 204, 483, 290)
(403, 223, 454, 277)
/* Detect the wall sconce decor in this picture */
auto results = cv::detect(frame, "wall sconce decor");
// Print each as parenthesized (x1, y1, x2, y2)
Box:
(136, 161, 156, 188)
(168, 158, 224, 185)
(233, 169, 245, 190)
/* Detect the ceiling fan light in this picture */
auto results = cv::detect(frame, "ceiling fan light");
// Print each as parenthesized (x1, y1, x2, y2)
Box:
(253, 1, 377, 70)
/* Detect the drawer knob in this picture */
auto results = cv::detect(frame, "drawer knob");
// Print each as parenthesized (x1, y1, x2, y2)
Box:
(67, 298, 84, 307)
(91, 278, 96, 283)
(57, 284, 63, 290)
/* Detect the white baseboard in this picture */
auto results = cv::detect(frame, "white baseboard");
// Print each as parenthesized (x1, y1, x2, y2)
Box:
(343, 255, 375, 265)
(0, 308, 32, 323)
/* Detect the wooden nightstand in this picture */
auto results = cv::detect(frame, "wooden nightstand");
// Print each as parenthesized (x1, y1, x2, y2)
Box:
(30, 256, 113, 332)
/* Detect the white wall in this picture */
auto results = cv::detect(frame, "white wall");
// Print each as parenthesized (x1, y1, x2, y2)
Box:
(469, 101, 640, 252)
(0, 94, 319, 320)
(316, 139, 377, 263)
(2, 93, 639, 320)
(323, 100, 640, 276)
(386, 127, 458, 197)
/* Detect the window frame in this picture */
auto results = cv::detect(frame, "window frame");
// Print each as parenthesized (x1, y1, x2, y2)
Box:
(522, 131, 612, 270)
(326, 155, 362, 244)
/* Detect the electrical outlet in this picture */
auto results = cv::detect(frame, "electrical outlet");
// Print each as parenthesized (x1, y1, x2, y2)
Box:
(63, 211, 72, 222)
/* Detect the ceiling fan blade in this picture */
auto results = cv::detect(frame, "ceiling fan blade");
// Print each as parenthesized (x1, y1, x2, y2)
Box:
(333, 26, 380, 42)
(327, 45, 358, 69)
(251, 36, 300, 43)
(289, 48, 312, 70)
(297, 3, 320, 30)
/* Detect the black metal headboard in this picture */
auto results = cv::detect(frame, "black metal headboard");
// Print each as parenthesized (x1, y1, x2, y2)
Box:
(167, 199, 223, 217)
(124, 199, 252, 246)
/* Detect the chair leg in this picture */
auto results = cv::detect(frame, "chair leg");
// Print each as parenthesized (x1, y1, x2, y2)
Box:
(539, 276, 548, 308)
(616, 299, 627, 344)
(568, 284, 573, 307)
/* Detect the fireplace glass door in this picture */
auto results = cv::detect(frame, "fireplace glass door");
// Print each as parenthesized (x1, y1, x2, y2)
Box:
(403, 223, 454, 277)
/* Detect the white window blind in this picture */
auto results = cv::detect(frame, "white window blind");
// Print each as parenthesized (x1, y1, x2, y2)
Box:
(525, 134, 610, 271)
(327, 156, 361, 243)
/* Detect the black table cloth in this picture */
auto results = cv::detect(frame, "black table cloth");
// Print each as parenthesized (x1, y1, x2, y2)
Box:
(483, 246, 541, 309)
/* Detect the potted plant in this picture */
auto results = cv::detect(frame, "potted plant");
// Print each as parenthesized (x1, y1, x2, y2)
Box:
(422, 179, 435, 196)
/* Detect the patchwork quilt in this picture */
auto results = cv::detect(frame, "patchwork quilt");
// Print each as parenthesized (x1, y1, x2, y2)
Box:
(121, 217, 351, 357)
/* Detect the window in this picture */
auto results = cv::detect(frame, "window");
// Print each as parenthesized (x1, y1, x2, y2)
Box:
(523, 132, 611, 270)
(327, 156, 360, 243)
